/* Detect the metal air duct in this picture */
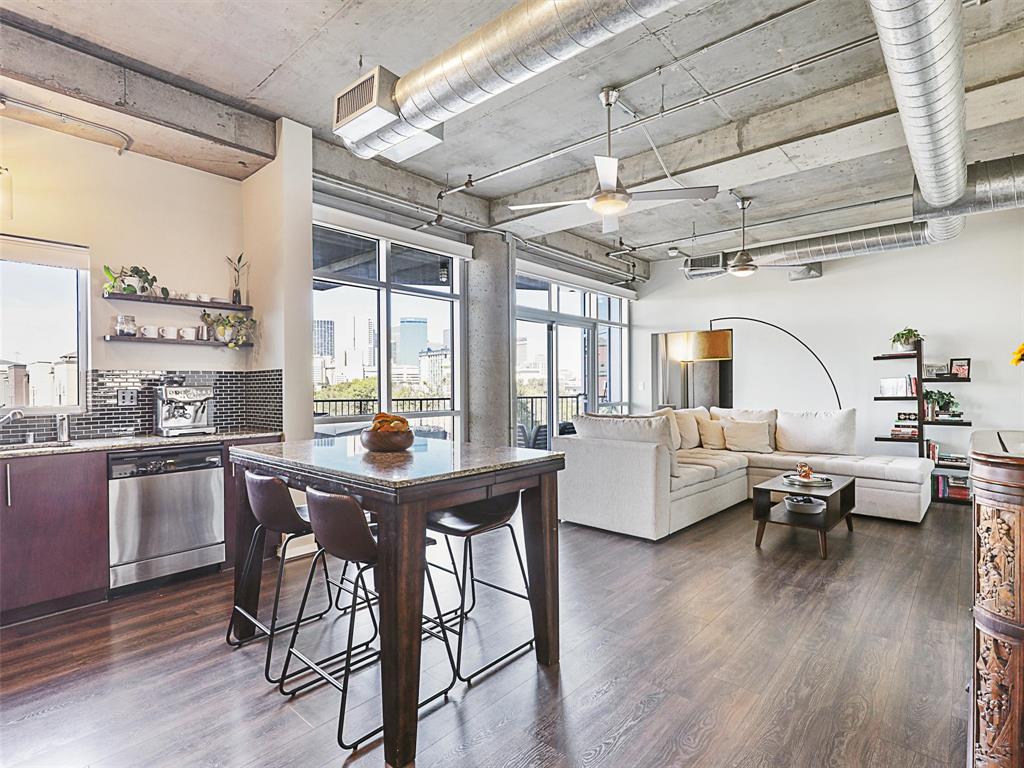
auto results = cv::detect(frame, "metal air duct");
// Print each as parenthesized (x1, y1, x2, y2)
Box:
(913, 155, 1024, 220)
(343, 0, 688, 159)
(868, 0, 967, 242)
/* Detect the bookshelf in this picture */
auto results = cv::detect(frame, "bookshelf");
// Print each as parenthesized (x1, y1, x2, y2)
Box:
(871, 337, 973, 505)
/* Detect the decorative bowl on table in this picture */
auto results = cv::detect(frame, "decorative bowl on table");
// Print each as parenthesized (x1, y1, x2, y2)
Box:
(783, 495, 826, 514)
(781, 472, 833, 487)
(360, 412, 414, 452)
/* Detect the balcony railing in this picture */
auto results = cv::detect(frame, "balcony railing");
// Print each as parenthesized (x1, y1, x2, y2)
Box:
(515, 394, 585, 435)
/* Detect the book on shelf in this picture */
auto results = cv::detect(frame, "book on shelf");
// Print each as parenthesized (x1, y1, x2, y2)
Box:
(897, 411, 918, 422)
(933, 473, 972, 500)
(878, 375, 919, 397)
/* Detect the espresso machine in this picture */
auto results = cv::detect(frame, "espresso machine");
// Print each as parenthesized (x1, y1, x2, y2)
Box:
(154, 385, 217, 436)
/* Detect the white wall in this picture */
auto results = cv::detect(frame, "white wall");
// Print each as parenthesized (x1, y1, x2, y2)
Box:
(0, 117, 247, 370)
(631, 209, 1024, 457)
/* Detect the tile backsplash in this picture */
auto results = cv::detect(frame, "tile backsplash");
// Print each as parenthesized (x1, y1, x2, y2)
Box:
(0, 369, 283, 444)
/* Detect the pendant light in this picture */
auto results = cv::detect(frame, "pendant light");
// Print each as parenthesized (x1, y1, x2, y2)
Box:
(728, 198, 757, 277)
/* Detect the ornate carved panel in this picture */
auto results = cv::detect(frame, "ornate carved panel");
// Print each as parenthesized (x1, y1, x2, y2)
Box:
(977, 504, 1018, 622)
(975, 628, 1017, 768)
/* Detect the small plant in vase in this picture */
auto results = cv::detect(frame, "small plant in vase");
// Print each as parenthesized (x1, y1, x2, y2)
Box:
(924, 389, 959, 419)
(227, 252, 248, 305)
(890, 327, 922, 353)
(201, 311, 257, 349)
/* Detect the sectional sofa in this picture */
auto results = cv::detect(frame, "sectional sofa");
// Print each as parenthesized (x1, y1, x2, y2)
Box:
(551, 406, 934, 541)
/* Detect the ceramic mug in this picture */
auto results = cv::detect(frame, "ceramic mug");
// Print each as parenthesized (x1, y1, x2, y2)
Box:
(159, 326, 179, 339)
(186, 292, 199, 301)
(197, 293, 211, 303)
(140, 325, 159, 339)
(178, 327, 197, 341)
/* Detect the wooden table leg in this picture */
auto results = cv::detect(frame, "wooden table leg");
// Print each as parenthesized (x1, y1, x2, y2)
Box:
(521, 471, 560, 667)
(375, 500, 427, 768)
(846, 513, 854, 531)
(818, 531, 828, 560)
(231, 464, 264, 641)
(755, 520, 767, 547)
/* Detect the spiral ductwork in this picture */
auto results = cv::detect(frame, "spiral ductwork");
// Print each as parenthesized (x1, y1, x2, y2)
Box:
(346, 0, 687, 159)
(868, 0, 967, 242)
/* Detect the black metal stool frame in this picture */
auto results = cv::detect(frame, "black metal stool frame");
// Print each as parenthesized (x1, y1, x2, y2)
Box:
(279, 549, 458, 750)
(432, 521, 534, 684)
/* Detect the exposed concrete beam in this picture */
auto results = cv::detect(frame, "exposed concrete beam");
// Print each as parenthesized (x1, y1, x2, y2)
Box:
(492, 28, 1024, 238)
(1, 22, 276, 175)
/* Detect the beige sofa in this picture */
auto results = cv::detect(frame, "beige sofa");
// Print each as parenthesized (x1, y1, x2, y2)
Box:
(552, 407, 933, 541)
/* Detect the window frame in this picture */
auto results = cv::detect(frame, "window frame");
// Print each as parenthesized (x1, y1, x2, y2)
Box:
(312, 220, 463, 427)
(0, 258, 90, 417)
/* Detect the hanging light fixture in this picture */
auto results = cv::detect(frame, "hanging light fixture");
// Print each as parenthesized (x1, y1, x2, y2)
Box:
(0, 167, 12, 220)
(728, 197, 757, 277)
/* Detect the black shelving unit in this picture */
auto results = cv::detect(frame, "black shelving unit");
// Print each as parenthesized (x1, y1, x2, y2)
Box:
(103, 335, 252, 349)
(103, 291, 253, 312)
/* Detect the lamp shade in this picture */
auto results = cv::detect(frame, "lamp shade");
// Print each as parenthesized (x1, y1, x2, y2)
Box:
(691, 329, 732, 361)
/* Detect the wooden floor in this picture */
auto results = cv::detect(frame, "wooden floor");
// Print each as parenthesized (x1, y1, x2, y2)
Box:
(1, 501, 973, 768)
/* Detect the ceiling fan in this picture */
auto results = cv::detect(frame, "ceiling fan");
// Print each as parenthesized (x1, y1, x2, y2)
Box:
(507, 88, 719, 234)
(683, 197, 789, 279)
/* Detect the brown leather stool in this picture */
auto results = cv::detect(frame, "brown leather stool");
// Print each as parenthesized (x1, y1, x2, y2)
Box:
(225, 471, 343, 684)
(278, 486, 456, 751)
(427, 491, 534, 683)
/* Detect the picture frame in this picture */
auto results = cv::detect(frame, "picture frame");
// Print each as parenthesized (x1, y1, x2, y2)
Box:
(923, 362, 948, 378)
(948, 357, 971, 379)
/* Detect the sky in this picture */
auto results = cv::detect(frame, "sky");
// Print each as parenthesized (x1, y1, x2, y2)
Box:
(0, 261, 79, 365)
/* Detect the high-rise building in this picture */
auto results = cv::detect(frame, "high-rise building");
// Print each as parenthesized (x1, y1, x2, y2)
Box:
(396, 317, 428, 366)
(313, 319, 335, 357)
(418, 347, 451, 395)
(364, 318, 378, 367)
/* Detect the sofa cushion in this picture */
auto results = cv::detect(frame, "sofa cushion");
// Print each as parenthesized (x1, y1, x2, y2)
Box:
(652, 407, 683, 449)
(677, 447, 749, 477)
(696, 417, 726, 449)
(739, 449, 933, 485)
(671, 407, 706, 449)
(711, 407, 778, 448)
(723, 419, 773, 453)
(775, 409, 856, 455)
(669, 463, 717, 491)
(586, 409, 682, 449)
(572, 413, 684, 477)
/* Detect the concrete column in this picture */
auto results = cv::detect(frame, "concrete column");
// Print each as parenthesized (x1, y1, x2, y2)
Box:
(465, 232, 514, 447)
(243, 118, 314, 440)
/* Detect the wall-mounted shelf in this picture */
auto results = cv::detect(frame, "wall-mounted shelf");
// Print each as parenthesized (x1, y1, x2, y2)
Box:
(873, 351, 919, 360)
(875, 436, 921, 443)
(935, 460, 970, 471)
(103, 291, 252, 313)
(874, 396, 917, 401)
(923, 419, 973, 427)
(103, 335, 251, 349)
(922, 376, 970, 383)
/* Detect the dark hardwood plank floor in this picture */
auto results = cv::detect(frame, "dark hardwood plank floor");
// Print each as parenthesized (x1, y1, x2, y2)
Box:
(0, 501, 972, 768)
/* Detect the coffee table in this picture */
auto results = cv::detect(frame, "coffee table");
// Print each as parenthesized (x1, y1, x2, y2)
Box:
(752, 474, 856, 560)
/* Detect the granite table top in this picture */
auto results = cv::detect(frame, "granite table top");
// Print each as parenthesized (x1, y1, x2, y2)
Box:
(230, 436, 564, 489)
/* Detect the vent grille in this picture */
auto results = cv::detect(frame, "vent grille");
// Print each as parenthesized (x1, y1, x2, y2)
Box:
(686, 254, 724, 270)
(336, 73, 376, 124)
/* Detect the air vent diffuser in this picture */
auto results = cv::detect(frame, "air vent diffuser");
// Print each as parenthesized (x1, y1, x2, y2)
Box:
(332, 66, 400, 143)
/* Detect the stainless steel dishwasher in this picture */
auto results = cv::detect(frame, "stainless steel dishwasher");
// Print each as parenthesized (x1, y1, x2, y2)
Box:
(108, 444, 225, 589)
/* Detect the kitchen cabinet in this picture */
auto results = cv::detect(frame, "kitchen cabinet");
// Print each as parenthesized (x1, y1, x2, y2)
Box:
(1, 451, 108, 624)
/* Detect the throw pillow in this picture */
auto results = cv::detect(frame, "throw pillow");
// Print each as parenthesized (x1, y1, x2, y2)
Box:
(722, 419, 773, 453)
(696, 416, 726, 450)
(652, 407, 683, 449)
(671, 407, 707, 449)
(711, 407, 778, 449)
(775, 409, 857, 455)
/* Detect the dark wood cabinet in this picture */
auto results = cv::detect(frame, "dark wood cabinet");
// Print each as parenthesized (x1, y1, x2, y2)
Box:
(1, 451, 109, 624)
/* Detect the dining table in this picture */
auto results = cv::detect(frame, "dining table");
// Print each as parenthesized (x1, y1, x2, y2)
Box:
(227, 435, 565, 768)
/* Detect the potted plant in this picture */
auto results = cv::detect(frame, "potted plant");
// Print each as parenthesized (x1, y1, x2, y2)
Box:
(227, 252, 248, 305)
(102, 265, 169, 298)
(201, 312, 257, 349)
(890, 327, 922, 352)
(924, 389, 960, 419)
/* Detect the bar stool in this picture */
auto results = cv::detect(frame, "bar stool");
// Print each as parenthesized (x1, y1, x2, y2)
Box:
(279, 486, 457, 751)
(226, 471, 341, 684)
(428, 491, 534, 683)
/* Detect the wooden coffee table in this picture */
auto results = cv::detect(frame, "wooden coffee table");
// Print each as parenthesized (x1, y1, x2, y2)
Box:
(752, 474, 856, 560)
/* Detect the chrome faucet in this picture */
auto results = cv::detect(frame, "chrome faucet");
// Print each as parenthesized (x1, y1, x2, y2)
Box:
(0, 409, 25, 427)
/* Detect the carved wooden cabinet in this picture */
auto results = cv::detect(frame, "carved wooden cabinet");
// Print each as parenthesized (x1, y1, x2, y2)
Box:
(970, 430, 1024, 767)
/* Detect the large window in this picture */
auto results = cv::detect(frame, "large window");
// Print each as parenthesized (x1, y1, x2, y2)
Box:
(312, 223, 461, 438)
(513, 272, 630, 446)
(1, 257, 88, 414)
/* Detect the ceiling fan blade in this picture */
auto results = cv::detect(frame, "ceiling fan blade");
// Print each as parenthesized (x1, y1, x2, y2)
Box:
(631, 185, 719, 202)
(602, 215, 619, 234)
(594, 155, 619, 192)
(507, 199, 588, 211)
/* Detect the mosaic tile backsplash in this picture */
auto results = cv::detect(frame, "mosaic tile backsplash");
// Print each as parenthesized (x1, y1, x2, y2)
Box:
(0, 369, 283, 444)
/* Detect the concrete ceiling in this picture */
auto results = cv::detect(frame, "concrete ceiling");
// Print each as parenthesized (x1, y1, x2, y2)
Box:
(3, 0, 1023, 265)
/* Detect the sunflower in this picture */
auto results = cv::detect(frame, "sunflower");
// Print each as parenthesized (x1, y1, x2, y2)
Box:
(1013, 342, 1024, 367)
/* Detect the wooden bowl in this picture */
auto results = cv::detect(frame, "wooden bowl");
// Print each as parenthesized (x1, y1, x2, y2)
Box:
(360, 428, 414, 452)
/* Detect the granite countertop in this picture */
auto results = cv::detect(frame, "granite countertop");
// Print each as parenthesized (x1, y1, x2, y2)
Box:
(230, 435, 564, 489)
(0, 429, 283, 458)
